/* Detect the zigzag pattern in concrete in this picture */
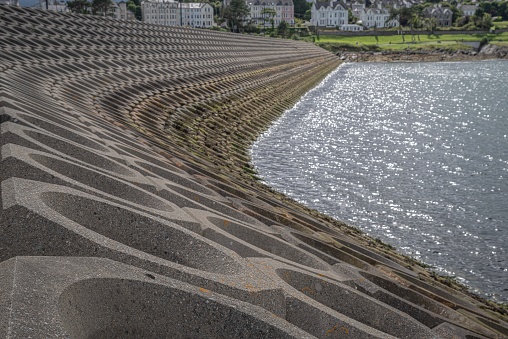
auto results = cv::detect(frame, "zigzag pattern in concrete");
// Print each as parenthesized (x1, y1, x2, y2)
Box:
(1, 5, 508, 338)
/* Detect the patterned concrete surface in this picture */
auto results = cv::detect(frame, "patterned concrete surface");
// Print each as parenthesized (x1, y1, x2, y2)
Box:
(1, 5, 508, 338)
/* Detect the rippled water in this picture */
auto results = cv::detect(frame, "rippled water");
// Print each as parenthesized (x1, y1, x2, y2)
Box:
(251, 60, 508, 303)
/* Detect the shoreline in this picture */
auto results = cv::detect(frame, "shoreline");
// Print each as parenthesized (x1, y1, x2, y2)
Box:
(336, 44, 508, 63)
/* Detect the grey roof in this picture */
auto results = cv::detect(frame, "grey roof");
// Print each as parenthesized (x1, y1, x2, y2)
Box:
(314, 0, 347, 10)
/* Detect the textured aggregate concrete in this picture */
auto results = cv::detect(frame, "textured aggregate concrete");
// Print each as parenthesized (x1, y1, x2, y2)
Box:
(1, 5, 508, 338)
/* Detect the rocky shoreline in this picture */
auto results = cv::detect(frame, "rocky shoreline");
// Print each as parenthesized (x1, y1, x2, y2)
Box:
(337, 44, 508, 62)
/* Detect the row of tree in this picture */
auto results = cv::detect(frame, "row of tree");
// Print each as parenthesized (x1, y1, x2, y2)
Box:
(385, 2, 495, 31)
(67, 0, 110, 15)
(478, 1, 508, 21)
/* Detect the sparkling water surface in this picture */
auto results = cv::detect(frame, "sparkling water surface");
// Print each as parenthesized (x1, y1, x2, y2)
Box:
(251, 60, 508, 303)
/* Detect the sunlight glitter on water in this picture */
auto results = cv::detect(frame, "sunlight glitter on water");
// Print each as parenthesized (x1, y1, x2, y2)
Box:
(251, 60, 508, 303)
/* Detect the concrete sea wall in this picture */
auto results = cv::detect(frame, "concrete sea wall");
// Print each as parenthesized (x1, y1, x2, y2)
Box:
(1, 5, 508, 338)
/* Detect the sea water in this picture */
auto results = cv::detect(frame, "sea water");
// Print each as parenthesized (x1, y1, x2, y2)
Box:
(251, 60, 508, 303)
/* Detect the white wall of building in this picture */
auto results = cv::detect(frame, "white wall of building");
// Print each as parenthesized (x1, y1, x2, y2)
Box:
(359, 7, 397, 28)
(141, 0, 213, 28)
(181, 2, 213, 28)
(142, 0, 179, 26)
(340, 23, 363, 31)
(310, 0, 348, 27)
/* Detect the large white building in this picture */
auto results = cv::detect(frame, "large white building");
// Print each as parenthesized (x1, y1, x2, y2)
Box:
(249, 0, 294, 27)
(351, 1, 364, 19)
(181, 2, 214, 28)
(141, 0, 213, 28)
(142, 0, 179, 26)
(359, 6, 398, 28)
(310, 0, 348, 28)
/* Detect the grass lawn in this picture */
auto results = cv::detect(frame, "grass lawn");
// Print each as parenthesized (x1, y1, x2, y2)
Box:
(491, 41, 508, 46)
(316, 32, 508, 51)
(493, 21, 508, 29)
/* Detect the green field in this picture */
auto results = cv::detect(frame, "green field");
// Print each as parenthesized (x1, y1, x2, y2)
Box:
(494, 21, 508, 29)
(316, 32, 508, 51)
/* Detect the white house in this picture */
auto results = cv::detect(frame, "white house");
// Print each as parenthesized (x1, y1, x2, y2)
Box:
(458, 4, 478, 17)
(142, 0, 213, 27)
(141, 0, 180, 26)
(351, 1, 364, 19)
(249, 0, 295, 27)
(310, 0, 348, 27)
(359, 6, 398, 28)
(180, 2, 214, 28)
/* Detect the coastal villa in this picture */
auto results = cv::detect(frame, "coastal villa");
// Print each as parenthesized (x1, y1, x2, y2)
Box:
(360, 5, 398, 28)
(141, 0, 214, 28)
(180, 2, 214, 28)
(350, 1, 364, 19)
(141, 0, 179, 26)
(310, 0, 348, 27)
(348, 1, 399, 29)
(458, 3, 478, 17)
(248, 0, 295, 27)
(423, 4, 453, 27)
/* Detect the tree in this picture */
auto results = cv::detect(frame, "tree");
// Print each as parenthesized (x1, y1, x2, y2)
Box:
(91, 0, 112, 16)
(500, 1, 508, 21)
(398, 7, 413, 27)
(455, 15, 469, 28)
(474, 7, 485, 19)
(210, 0, 221, 18)
(304, 9, 311, 21)
(223, 0, 250, 32)
(261, 7, 276, 30)
(480, 13, 493, 29)
(410, 14, 420, 42)
(67, 0, 90, 14)
(293, 0, 310, 18)
(348, 9, 356, 24)
(430, 17, 438, 33)
(390, 7, 420, 37)
(278, 20, 289, 37)
(126, 0, 141, 20)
